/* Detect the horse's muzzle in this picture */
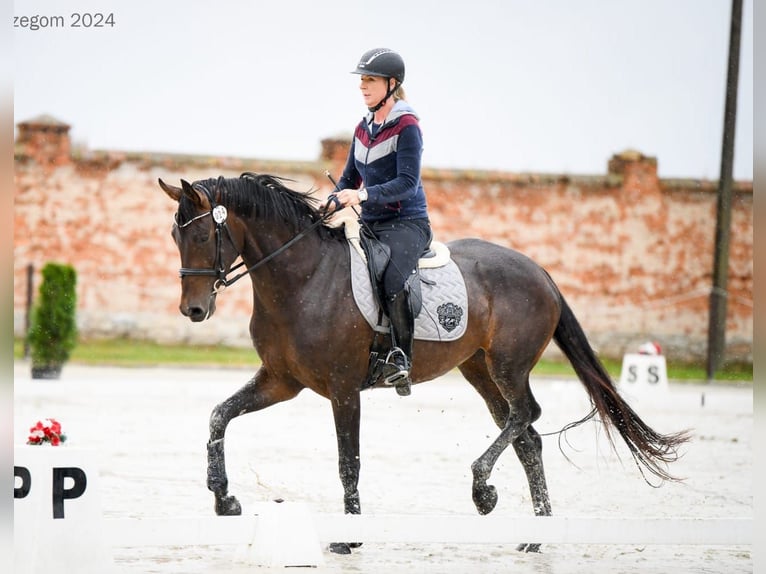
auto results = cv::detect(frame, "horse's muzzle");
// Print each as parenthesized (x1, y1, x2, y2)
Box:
(180, 294, 217, 322)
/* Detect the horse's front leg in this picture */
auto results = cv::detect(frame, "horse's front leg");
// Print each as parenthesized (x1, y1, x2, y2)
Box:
(207, 367, 302, 515)
(327, 387, 362, 554)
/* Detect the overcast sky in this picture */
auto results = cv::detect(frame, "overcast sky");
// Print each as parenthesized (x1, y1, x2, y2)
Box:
(13, 0, 753, 180)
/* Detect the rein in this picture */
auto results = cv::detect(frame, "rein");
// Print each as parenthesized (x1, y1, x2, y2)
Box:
(176, 177, 335, 293)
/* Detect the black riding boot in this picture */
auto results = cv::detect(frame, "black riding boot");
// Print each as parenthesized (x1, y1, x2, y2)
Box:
(384, 291, 414, 396)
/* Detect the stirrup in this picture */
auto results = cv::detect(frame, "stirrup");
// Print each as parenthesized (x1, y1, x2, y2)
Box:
(384, 370, 411, 396)
(383, 348, 409, 382)
(383, 348, 412, 396)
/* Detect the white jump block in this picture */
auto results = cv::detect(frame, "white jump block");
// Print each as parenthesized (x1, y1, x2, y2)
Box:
(618, 353, 669, 394)
(237, 501, 325, 568)
(14, 446, 113, 574)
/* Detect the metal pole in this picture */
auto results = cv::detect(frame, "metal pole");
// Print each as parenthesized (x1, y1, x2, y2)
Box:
(706, 0, 742, 380)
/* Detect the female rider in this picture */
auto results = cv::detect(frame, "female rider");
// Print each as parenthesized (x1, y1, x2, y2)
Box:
(329, 48, 432, 396)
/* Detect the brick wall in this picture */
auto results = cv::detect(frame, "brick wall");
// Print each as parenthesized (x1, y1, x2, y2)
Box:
(14, 119, 752, 362)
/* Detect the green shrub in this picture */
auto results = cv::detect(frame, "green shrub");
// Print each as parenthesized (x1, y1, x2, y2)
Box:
(27, 262, 78, 378)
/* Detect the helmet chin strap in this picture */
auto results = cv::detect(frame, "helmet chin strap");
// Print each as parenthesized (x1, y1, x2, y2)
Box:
(368, 79, 400, 113)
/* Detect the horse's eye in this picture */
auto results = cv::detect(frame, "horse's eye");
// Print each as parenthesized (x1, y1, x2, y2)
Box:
(192, 231, 210, 244)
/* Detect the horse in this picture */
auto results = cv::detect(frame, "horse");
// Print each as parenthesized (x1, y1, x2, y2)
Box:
(158, 172, 689, 553)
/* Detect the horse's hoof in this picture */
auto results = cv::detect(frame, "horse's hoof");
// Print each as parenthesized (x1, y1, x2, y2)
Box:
(214, 494, 242, 516)
(473, 484, 498, 515)
(516, 542, 542, 553)
(328, 542, 352, 554)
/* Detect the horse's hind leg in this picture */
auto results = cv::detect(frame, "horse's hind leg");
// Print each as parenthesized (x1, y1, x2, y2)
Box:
(462, 354, 551, 552)
(459, 355, 539, 513)
(513, 423, 550, 552)
(458, 351, 509, 429)
(207, 367, 302, 515)
(470, 391, 550, 552)
(470, 395, 536, 516)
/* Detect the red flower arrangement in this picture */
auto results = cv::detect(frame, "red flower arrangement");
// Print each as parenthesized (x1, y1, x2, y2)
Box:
(27, 418, 67, 446)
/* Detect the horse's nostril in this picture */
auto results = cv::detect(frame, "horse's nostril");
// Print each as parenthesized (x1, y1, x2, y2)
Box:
(189, 307, 205, 320)
(180, 305, 206, 321)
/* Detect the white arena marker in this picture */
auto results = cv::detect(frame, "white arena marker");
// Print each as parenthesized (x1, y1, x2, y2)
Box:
(239, 501, 324, 568)
(618, 352, 669, 395)
(14, 446, 113, 574)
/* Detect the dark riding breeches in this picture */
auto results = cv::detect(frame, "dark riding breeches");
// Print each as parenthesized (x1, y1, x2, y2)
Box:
(368, 218, 432, 298)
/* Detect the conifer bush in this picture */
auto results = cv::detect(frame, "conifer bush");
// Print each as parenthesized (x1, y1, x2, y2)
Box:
(27, 262, 78, 379)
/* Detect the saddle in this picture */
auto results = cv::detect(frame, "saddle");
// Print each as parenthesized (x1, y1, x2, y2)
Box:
(326, 213, 467, 389)
(358, 224, 427, 319)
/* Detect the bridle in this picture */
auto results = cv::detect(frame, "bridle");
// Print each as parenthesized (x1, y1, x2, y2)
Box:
(174, 177, 335, 294)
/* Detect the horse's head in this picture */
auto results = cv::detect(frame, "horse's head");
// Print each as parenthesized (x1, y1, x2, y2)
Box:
(159, 177, 242, 322)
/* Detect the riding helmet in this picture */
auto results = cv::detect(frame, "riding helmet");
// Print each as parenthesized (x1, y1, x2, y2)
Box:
(351, 48, 405, 83)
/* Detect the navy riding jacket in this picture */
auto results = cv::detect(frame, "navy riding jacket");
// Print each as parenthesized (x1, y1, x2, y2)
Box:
(336, 100, 429, 223)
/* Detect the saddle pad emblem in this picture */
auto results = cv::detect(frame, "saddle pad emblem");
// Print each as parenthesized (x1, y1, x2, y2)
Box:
(437, 302, 464, 332)
(348, 244, 468, 342)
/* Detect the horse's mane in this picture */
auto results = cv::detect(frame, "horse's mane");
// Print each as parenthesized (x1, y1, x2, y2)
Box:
(179, 173, 341, 240)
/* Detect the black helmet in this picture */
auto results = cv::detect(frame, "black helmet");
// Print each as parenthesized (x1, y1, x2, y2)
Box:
(351, 48, 405, 83)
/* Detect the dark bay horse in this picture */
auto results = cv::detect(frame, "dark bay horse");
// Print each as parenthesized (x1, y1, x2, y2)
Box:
(158, 173, 688, 553)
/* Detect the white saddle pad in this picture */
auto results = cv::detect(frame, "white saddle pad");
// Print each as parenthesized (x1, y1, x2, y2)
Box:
(326, 213, 468, 341)
(347, 243, 468, 342)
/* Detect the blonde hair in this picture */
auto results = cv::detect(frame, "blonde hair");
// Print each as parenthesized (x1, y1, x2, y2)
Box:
(393, 84, 406, 101)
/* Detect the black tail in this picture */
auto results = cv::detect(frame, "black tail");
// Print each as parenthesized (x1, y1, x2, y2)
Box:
(553, 296, 690, 482)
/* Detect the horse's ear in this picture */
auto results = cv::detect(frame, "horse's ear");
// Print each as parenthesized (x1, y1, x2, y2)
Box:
(158, 178, 182, 202)
(180, 179, 210, 210)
